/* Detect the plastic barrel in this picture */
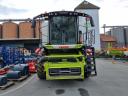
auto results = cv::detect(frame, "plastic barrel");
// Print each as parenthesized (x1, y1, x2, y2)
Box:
(0, 76, 7, 86)
(20, 64, 29, 76)
(12, 64, 29, 76)
(6, 71, 21, 79)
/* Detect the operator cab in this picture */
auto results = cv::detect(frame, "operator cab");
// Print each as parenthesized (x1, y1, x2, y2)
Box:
(32, 11, 94, 45)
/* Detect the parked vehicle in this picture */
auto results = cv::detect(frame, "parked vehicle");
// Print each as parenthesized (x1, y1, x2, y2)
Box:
(32, 11, 97, 80)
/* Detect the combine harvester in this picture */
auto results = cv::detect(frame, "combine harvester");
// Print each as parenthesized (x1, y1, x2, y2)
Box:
(32, 11, 97, 80)
(107, 48, 128, 61)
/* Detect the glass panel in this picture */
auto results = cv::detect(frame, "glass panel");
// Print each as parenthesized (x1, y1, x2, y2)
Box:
(50, 16, 77, 44)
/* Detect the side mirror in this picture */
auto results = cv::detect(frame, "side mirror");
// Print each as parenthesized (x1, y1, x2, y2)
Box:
(90, 17, 94, 27)
(31, 19, 36, 28)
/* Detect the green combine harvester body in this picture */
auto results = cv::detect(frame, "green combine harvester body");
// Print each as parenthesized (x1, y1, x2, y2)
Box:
(32, 11, 97, 80)
(109, 50, 124, 56)
(43, 44, 85, 80)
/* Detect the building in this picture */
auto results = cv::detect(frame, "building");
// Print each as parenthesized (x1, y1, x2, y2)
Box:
(106, 26, 128, 47)
(0, 19, 41, 52)
(74, 0, 101, 50)
(0, 1, 101, 51)
(100, 34, 116, 50)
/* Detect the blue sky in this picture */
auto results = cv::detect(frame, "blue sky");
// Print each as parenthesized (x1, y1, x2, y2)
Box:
(0, 0, 128, 33)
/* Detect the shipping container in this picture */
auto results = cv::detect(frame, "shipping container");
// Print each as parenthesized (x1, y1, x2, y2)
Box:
(19, 22, 33, 39)
(2, 22, 18, 39)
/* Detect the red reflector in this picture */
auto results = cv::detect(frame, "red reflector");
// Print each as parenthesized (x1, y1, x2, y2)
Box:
(35, 48, 41, 54)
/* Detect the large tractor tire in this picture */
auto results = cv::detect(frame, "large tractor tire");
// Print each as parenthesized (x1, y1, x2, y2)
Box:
(37, 63, 46, 80)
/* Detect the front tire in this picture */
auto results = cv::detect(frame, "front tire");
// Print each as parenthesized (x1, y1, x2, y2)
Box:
(37, 63, 46, 80)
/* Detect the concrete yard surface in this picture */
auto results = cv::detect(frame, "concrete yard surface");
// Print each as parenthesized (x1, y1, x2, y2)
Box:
(0, 59, 128, 96)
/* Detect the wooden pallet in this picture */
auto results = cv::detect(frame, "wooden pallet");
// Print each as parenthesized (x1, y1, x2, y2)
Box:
(0, 81, 14, 90)
(8, 75, 28, 82)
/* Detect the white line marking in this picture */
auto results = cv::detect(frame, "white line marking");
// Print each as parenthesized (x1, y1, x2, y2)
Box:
(0, 74, 36, 96)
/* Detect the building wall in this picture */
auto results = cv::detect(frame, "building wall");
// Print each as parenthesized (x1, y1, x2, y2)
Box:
(0, 21, 40, 50)
(75, 9, 101, 50)
(19, 22, 33, 38)
(100, 41, 106, 50)
(0, 24, 2, 39)
(35, 21, 42, 38)
(106, 30, 111, 35)
(101, 41, 116, 50)
(110, 27, 127, 47)
(2, 22, 18, 39)
(125, 28, 128, 47)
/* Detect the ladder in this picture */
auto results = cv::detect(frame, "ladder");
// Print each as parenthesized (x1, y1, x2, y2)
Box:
(85, 46, 97, 76)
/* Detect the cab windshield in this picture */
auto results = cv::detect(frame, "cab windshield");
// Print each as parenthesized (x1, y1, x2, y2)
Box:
(50, 16, 77, 44)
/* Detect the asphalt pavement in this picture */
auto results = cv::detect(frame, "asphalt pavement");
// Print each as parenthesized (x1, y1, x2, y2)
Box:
(0, 59, 128, 96)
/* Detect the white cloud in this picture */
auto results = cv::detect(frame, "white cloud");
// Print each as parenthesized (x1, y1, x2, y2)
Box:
(0, 0, 128, 33)
(0, 4, 27, 15)
(99, 0, 128, 25)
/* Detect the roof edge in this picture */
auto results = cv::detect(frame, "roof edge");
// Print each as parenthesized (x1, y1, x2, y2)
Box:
(74, 1, 100, 10)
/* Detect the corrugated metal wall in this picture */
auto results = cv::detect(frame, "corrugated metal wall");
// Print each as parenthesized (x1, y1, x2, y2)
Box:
(106, 30, 111, 36)
(2, 22, 18, 39)
(125, 28, 128, 47)
(35, 21, 41, 38)
(110, 27, 125, 47)
(0, 21, 40, 39)
(0, 24, 2, 39)
(19, 22, 33, 38)
(0, 21, 41, 51)
(108, 27, 128, 47)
